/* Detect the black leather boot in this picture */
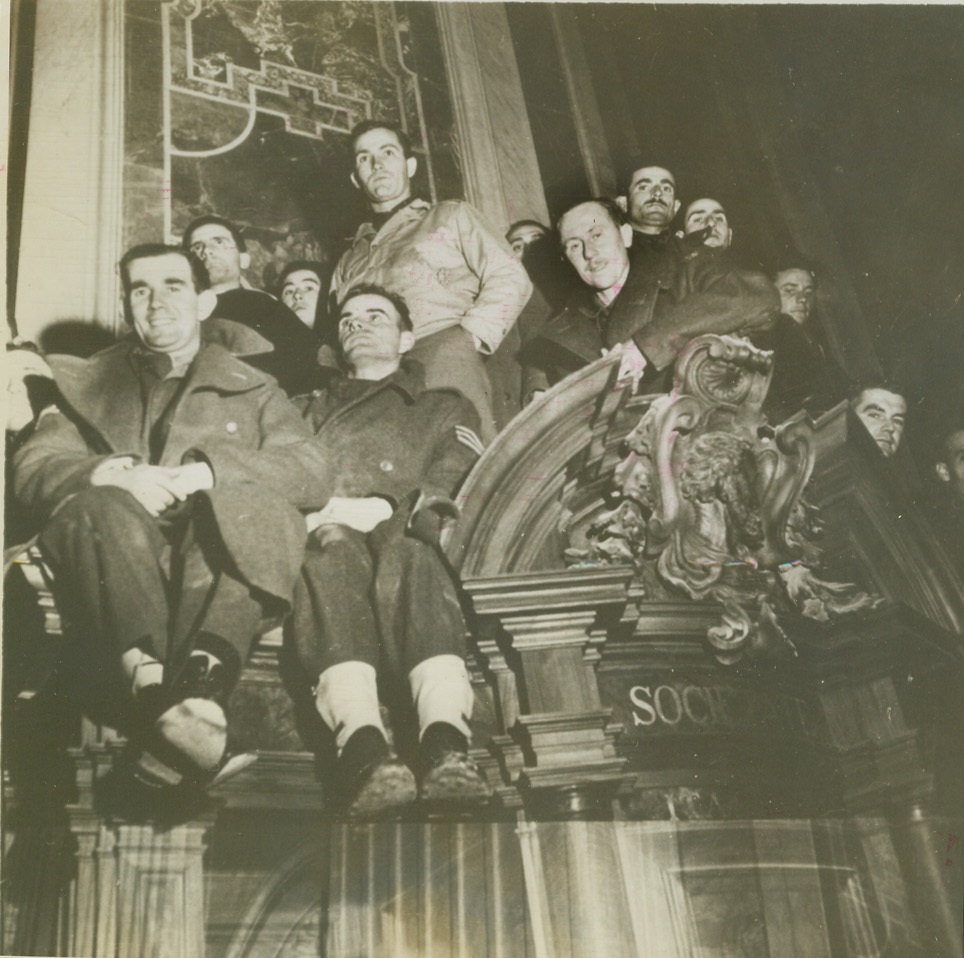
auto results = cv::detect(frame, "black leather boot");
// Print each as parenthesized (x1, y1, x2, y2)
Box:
(419, 722, 491, 803)
(338, 725, 416, 818)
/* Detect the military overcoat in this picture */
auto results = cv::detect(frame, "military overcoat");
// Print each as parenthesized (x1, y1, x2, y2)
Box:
(13, 326, 333, 604)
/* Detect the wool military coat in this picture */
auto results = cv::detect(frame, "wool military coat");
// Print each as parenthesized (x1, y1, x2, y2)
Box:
(13, 325, 333, 604)
(297, 358, 483, 528)
(523, 242, 779, 391)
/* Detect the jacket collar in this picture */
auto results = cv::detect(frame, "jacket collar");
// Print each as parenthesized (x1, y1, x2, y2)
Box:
(324, 357, 427, 404)
(51, 338, 267, 449)
(354, 198, 432, 244)
(201, 316, 274, 357)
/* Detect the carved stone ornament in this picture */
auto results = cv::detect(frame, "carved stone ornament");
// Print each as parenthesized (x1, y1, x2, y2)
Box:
(566, 335, 883, 664)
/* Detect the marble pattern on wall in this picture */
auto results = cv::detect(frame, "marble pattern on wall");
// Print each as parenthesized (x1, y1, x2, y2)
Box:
(124, 0, 462, 288)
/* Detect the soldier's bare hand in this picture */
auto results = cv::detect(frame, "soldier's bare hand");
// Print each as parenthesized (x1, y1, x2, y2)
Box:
(90, 461, 179, 516)
(306, 496, 394, 534)
(161, 462, 215, 499)
(612, 340, 648, 389)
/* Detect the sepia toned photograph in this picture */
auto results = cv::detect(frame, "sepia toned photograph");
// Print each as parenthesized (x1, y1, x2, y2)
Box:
(3, 2, 963, 956)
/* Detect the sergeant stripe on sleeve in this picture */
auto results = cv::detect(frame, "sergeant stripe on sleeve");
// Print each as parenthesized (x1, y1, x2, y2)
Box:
(454, 424, 485, 456)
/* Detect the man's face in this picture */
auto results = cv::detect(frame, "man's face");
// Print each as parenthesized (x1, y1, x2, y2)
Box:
(126, 253, 202, 355)
(187, 223, 243, 289)
(338, 293, 414, 369)
(775, 268, 816, 325)
(281, 269, 322, 328)
(351, 128, 417, 209)
(507, 224, 548, 260)
(853, 388, 907, 457)
(559, 203, 632, 295)
(626, 166, 680, 233)
(936, 429, 964, 498)
(684, 198, 732, 249)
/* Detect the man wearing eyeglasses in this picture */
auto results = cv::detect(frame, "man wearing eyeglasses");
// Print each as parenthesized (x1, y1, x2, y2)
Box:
(292, 283, 489, 818)
(183, 215, 318, 395)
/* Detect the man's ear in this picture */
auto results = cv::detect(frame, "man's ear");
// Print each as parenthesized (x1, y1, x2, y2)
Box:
(197, 289, 217, 321)
(406, 156, 417, 179)
(615, 195, 628, 214)
(936, 462, 951, 483)
(619, 223, 634, 248)
(239, 251, 251, 271)
(350, 171, 360, 191)
(398, 330, 416, 354)
(672, 198, 681, 218)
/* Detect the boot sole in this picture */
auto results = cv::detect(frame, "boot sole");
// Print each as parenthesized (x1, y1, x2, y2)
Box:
(420, 756, 492, 803)
(346, 761, 417, 819)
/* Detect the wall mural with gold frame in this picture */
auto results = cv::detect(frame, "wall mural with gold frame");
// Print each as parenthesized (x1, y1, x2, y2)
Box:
(124, 0, 462, 292)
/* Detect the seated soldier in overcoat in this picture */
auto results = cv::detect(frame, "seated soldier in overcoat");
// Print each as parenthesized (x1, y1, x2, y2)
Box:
(292, 283, 490, 817)
(12, 244, 334, 802)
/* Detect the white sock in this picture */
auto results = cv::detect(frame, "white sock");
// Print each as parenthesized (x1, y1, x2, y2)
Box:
(408, 655, 474, 742)
(314, 661, 385, 754)
(122, 647, 163, 694)
(156, 699, 227, 772)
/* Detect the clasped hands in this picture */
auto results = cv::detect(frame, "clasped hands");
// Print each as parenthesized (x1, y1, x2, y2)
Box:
(90, 457, 214, 517)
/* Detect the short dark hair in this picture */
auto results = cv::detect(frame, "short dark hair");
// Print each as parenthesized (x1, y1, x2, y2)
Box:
(849, 380, 907, 406)
(119, 244, 204, 298)
(506, 220, 550, 242)
(338, 283, 414, 333)
(276, 260, 326, 294)
(936, 423, 964, 464)
(349, 119, 413, 159)
(182, 214, 247, 253)
(619, 158, 677, 196)
(555, 197, 625, 237)
(773, 259, 819, 284)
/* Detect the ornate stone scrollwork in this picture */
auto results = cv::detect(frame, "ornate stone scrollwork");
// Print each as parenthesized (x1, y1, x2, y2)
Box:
(566, 335, 882, 664)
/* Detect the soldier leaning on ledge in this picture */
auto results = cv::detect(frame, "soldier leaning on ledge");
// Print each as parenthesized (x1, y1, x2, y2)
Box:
(330, 119, 532, 441)
(11, 244, 334, 807)
(522, 197, 779, 396)
(292, 283, 490, 818)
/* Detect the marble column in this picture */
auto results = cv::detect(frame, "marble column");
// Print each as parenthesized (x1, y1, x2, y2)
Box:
(547, 6, 618, 197)
(434, 3, 549, 229)
(14, 0, 126, 343)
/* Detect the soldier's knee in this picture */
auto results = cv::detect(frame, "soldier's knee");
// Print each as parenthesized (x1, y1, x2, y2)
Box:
(309, 522, 367, 551)
(43, 486, 153, 548)
(306, 523, 372, 572)
(49, 486, 134, 526)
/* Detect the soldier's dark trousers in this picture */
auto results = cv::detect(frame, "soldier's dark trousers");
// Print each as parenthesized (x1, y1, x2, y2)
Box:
(292, 519, 468, 678)
(39, 486, 263, 712)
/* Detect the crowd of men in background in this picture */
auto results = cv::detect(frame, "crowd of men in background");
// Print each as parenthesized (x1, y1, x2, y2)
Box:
(5, 120, 962, 822)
